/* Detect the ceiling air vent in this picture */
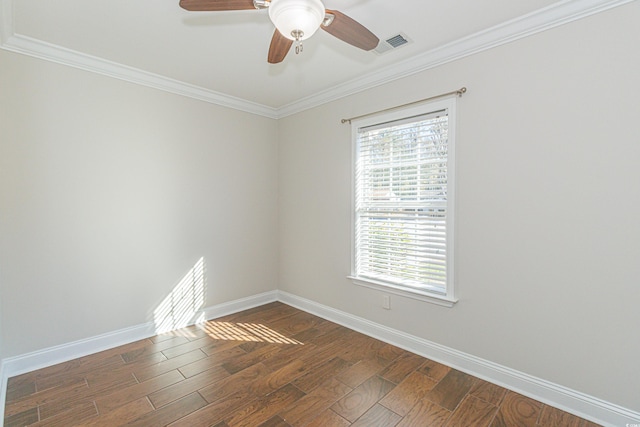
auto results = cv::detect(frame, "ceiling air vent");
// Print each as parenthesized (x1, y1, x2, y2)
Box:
(374, 32, 412, 55)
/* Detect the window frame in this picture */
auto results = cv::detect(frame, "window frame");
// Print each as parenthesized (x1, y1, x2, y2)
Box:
(348, 97, 458, 307)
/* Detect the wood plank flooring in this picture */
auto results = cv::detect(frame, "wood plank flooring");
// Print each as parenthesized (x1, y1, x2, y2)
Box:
(4, 302, 601, 427)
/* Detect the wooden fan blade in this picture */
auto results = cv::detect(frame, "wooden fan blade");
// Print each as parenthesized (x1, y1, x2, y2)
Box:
(322, 10, 379, 51)
(268, 30, 293, 64)
(179, 0, 256, 11)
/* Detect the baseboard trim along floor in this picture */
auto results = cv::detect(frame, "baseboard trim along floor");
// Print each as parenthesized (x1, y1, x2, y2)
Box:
(0, 290, 637, 426)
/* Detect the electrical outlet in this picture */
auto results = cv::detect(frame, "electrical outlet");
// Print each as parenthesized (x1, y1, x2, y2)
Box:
(382, 295, 391, 310)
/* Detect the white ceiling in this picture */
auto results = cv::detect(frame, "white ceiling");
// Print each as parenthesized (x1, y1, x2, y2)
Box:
(0, 0, 632, 117)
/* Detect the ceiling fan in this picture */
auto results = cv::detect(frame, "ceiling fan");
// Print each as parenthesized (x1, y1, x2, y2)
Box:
(179, 0, 380, 64)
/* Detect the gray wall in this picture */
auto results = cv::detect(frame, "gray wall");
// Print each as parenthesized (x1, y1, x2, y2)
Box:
(278, 2, 640, 411)
(1, 0, 638, 415)
(0, 49, 279, 357)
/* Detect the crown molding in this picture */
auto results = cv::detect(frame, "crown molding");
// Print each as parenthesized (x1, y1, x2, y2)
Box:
(1, 34, 279, 119)
(276, 0, 635, 117)
(0, 0, 634, 119)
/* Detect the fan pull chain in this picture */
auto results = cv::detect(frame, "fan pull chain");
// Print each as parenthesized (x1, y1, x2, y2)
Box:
(292, 29, 304, 55)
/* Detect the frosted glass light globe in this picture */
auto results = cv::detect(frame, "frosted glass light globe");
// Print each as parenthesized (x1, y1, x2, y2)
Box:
(268, 0, 325, 41)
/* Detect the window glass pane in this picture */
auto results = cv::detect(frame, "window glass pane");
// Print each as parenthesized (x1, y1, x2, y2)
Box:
(355, 110, 449, 294)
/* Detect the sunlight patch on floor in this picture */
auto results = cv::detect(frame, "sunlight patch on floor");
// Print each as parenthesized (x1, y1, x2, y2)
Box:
(199, 321, 302, 345)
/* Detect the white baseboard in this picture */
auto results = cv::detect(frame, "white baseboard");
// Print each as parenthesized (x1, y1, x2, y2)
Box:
(1, 289, 637, 427)
(201, 290, 278, 321)
(0, 290, 278, 426)
(276, 290, 640, 427)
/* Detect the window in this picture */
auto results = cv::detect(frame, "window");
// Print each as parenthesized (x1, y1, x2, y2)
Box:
(349, 98, 457, 306)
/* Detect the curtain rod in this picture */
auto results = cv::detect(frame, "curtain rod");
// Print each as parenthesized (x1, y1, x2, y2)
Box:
(341, 87, 467, 124)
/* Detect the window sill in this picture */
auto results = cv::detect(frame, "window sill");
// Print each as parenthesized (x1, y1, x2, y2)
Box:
(348, 276, 458, 308)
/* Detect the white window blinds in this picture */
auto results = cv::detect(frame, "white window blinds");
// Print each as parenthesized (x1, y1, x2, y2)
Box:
(354, 108, 451, 295)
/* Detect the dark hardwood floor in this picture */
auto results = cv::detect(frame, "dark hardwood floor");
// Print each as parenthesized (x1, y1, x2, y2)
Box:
(4, 302, 601, 426)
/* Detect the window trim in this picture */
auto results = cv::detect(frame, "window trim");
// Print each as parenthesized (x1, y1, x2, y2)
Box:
(349, 97, 458, 307)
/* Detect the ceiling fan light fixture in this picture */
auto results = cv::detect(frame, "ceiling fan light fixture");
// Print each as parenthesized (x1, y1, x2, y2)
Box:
(268, 0, 325, 41)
